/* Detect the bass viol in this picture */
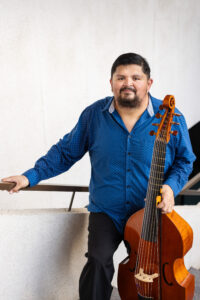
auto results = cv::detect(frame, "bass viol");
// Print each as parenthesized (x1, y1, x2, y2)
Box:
(118, 95, 195, 300)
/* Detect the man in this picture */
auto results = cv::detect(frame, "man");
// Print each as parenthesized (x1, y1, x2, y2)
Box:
(2, 53, 195, 300)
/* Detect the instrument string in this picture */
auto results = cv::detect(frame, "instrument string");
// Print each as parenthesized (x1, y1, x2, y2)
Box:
(151, 117, 167, 299)
(150, 117, 168, 299)
(136, 112, 169, 297)
(135, 111, 169, 299)
(147, 137, 165, 298)
(135, 139, 163, 297)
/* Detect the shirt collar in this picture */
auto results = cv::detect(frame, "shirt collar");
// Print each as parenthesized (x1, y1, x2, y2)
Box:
(103, 94, 154, 117)
(109, 100, 115, 113)
(147, 94, 154, 117)
(101, 97, 114, 112)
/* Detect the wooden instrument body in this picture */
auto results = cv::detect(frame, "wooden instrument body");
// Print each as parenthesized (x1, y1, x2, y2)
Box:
(118, 208, 195, 300)
(118, 96, 195, 299)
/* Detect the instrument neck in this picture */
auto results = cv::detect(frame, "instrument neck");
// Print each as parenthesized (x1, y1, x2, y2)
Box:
(141, 138, 167, 241)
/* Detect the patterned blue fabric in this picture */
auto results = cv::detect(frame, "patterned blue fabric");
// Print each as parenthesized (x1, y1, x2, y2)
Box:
(23, 95, 196, 234)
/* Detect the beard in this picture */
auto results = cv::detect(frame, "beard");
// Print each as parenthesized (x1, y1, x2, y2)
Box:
(116, 95, 141, 108)
(115, 87, 141, 108)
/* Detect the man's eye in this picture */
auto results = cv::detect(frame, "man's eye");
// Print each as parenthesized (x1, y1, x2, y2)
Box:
(118, 78, 124, 80)
(133, 77, 140, 81)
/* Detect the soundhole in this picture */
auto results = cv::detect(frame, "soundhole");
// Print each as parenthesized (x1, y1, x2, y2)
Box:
(138, 294, 153, 300)
(163, 262, 173, 286)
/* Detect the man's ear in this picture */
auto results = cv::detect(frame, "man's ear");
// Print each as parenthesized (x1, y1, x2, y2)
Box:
(110, 78, 113, 91)
(147, 78, 153, 92)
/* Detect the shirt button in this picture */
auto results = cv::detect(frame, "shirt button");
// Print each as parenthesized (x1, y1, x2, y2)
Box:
(126, 185, 131, 188)
(126, 201, 130, 204)
(128, 152, 131, 155)
(127, 169, 131, 172)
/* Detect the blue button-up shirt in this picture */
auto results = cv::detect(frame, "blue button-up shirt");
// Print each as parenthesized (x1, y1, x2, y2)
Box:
(23, 95, 196, 234)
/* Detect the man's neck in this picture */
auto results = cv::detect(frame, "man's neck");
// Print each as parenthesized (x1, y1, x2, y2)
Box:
(114, 94, 149, 120)
(113, 95, 150, 133)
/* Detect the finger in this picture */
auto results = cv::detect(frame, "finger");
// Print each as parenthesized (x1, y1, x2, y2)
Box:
(2, 177, 15, 182)
(1, 177, 17, 193)
(157, 201, 164, 209)
(162, 209, 172, 214)
(161, 204, 173, 214)
(9, 186, 18, 194)
(161, 207, 170, 214)
(9, 182, 22, 194)
(2, 177, 19, 184)
(9, 187, 19, 194)
(158, 200, 170, 213)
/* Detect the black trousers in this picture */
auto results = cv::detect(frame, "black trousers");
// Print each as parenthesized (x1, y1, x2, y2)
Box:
(79, 212, 123, 300)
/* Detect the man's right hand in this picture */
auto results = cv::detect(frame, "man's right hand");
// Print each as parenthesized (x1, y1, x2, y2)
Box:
(1, 175, 29, 194)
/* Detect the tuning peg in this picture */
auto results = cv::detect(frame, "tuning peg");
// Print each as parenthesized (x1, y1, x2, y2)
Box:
(159, 105, 164, 110)
(155, 113, 162, 119)
(152, 123, 160, 126)
(170, 130, 178, 136)
(149, 130, 156, 136)
(173, 113, 181, 117)
(171, 121, 180, 125)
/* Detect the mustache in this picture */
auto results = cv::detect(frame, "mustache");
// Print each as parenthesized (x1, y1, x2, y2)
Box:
(120, 86, 136, 93)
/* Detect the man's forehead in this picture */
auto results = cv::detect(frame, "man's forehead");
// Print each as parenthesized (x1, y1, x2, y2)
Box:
(114, 64, 144, 75)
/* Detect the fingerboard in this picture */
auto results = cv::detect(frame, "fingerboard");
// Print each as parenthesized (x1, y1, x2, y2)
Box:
(141, 111, 170, 242)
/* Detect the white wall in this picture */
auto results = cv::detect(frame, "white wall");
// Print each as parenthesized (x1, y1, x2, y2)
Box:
(0, 0, 200, 207)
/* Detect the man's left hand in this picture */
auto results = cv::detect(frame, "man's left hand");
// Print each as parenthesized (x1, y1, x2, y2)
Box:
(157, 184, 174, 214)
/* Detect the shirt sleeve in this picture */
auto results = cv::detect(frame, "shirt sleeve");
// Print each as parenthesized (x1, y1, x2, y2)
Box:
(23, 108, 90, 187)
(163, 114, 196, 197)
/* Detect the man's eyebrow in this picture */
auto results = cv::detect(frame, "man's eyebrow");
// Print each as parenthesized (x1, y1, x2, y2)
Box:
(132, 74, 142, 77)
(115, 74, 142, 78)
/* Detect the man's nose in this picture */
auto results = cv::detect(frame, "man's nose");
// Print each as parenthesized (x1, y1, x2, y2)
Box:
(124, 77, 133, 86)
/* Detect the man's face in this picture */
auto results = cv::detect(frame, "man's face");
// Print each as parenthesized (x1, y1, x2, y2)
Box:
(110, 64, 153, 108)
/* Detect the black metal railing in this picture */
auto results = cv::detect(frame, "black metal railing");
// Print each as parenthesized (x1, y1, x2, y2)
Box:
(0, 182, 89, 211)
(175, 173, 200, 205)
(179, 173, 200, 196)
(1, 173, 200, 210)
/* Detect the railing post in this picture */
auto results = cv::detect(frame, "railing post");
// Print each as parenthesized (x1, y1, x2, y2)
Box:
(68, 191, 76, 211)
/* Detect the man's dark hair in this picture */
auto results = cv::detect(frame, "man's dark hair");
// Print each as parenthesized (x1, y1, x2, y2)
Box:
(111, 53, 151, 79)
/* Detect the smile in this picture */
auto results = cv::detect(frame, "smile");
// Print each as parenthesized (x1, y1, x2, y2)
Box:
(120, 87, 136, 93)
(122, 90, 134, 93)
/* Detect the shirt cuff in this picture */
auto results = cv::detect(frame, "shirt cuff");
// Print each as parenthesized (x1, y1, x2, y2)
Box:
(163, 178, 180, 197)
(22, 168, 40, 187)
